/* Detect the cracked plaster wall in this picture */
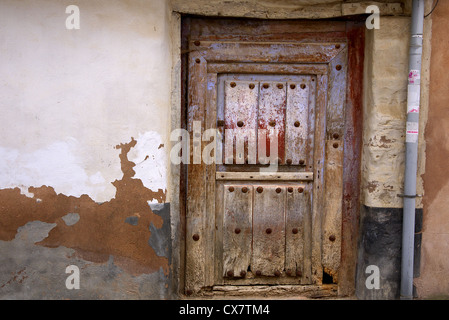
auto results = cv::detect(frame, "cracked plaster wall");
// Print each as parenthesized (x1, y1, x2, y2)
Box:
(0, 0, 176, 299)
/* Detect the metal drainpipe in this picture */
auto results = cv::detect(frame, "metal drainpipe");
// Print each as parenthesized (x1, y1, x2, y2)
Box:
(400, 0, 425, 300)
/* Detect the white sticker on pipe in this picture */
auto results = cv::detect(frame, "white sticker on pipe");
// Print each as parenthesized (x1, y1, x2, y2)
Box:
(406, 122, 419, 143)
(407, 85, 420, 113)
(408, 70, 421, 85)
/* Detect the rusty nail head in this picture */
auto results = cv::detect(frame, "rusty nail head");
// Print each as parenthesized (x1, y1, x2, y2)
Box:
(195, 58, 201, 64)
(228, 186, 234, 192)
(298, 187, 304, 193)
(292, 228, 299, 234)
(227, 270, 234, 277)
(274, 270, 281, 277)
(237, 120, 244, 127)
(192, 234, 200, 241)
(249, 83, 255, 89)
(286, 159, 293, 165)
(333, 133, 339, 139)
(299, 159, 305, 165)
(333, 142, 339, 148)
(276, 187, 282, 193)
(256, 270, 262, 276)
(194, 40, 200, 46)
(186, 289, 193, 296)
(336, 65, 342, 71)
(241, 187, 248, 193)
(266, 228, 272, 234)
(235, 228, 241, 234)
(269, 120, 276, 127)
(290, 84, 296, 89)
(329, 235, 336, 242)
(335, 44, 341, 49)
(240, 271, 246, 277)
(277, 83, 283, 89)
(300, 83, 306, 89)
(263, 83, 269, 89)
(230, 82, 236, 88)
(286, 269, 292, 276)
(288, 187, 294, 193)
(296, 270, 302, 277)
(257, 186, 263, 193)
(294, 121, 300, 127)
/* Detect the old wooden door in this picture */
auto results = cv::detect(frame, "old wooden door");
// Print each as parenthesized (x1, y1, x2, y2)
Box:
(182, 18, 364, 296)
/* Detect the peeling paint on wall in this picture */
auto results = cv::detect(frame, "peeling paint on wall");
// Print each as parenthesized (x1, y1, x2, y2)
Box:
(127, 131, 167, 201)
(0, 137, 168, 277)
(0, 139, 119, 202)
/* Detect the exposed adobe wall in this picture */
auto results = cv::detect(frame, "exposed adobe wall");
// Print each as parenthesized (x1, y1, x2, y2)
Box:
(415, 0, 449, 299)
(0, 0, 176, 299)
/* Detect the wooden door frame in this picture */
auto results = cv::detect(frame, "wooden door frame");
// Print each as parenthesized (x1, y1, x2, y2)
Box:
(180, 17, 365, 297)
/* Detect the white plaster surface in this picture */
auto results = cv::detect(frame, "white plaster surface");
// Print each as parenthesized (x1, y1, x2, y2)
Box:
(0, 0, 173, 202)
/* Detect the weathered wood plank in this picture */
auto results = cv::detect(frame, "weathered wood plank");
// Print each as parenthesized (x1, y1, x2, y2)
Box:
(204, 72, 218, 287)
(185, 50, 208, 294)
(222, 184, 253, 278)
(208, 63, 328, 75)
(258, 81, 286, 164)
(208, 284, 338, 298)
(216, 171, 313, 181)
(321, 48, 347, 283)
(252, 185, 285, 276)
(311, 74, 328, 284)
(224, 80, 259, 164)
(201, 42, 346, 64)
(306, 77, 317, 172)
(322, 141, 344, 283)
(285, 183, 312, 284)
(285, 78, 310, 165)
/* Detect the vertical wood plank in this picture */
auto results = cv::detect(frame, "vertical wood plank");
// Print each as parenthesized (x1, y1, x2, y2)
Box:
(223, 184, 253, 278)
(302, 183, 313, 284)
(185, 51, 207, 294)
(252, 185, 286, 276)
(285, 78, 310, 165)
(285, 183, 312, 284)
(258, 82, 286, 164)
(339, 22, 365, 296)
(322, 48, 347, 283)
(224, 80, 259, 164)
(306, 77, 317, 172)
(311, 74, 328, 284)
(204, 72, 218, 286)
(322, 141, 344, 282)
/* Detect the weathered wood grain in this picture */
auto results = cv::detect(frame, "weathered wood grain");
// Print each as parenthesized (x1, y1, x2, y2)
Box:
(285, 183, 312, 284)
(252, 185, 286, 276)
(285, 78, 311, 165)
(216, 172, 313, 181)
(222, 184, 253, 278)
